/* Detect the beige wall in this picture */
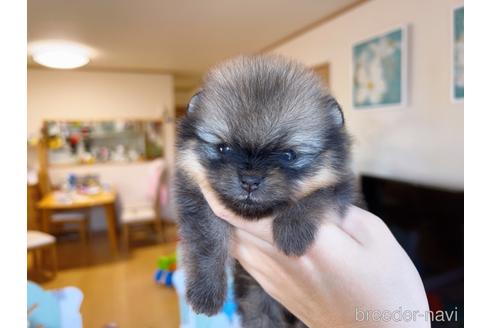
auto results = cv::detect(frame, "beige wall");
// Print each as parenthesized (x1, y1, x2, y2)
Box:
(28, 69, 174, 134)
(28, 69, 176, 227)
(271, 0, 463, 190)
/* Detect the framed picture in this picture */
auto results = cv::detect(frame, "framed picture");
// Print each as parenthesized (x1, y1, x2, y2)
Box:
(352, 26, 407, 109)
(452, 5, 464, 101)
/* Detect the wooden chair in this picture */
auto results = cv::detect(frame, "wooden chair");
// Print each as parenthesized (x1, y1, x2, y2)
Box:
(27, 230, 57, 278)
(50, 211, 90, 244)
(120, 167, 167, 251)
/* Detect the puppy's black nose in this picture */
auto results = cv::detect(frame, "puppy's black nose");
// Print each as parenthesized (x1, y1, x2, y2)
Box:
(240, 174, 263, 192)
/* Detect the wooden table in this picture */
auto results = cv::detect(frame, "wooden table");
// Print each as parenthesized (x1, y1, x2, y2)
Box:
(38, 189, 119, 254)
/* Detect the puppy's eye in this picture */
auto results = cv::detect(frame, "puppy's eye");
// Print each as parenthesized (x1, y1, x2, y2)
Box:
(280, 150, 296, 162)
(217, 143, 232, 154)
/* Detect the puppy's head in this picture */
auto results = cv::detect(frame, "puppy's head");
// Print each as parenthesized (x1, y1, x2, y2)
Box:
(177, 55, 350, 218)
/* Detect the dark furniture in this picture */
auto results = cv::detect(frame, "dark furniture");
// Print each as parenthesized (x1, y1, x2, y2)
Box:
(360, 175, 463, 327)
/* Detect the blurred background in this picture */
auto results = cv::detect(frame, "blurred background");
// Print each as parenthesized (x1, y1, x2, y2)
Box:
(26, 0, 463, 327)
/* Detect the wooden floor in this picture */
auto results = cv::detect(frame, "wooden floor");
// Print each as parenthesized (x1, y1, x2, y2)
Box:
(30, 226, 181, 328)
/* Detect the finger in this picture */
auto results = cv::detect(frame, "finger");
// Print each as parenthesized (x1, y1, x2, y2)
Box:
(230, 228, 276, 258)
(306, 220, 363, 265)
(201, 186, 275, 244)
(229, 229, 269, 276)
(201, 187, 243, 222)
(230, 228, 320, 307)
(338, 206, 389, 246)
(229, 228, 276, 275)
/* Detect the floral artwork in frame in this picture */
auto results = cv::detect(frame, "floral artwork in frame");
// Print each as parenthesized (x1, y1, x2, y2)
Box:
(352, 26, 407, 109)
(453, 5, 464, 101)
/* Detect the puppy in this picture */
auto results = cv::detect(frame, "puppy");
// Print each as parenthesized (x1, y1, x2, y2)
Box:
(175, 55, 356, 327)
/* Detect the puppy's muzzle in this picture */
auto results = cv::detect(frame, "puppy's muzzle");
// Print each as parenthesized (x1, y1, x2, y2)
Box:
(240, 174, 264, 193)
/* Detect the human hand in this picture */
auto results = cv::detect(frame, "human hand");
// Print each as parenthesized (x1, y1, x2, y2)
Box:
(200, 185, 430, 327)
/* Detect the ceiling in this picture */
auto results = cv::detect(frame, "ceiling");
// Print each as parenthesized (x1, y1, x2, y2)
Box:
(28, 0, 363, 94)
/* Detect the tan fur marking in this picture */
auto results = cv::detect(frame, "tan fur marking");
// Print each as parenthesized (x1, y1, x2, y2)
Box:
(294, 166, 338, 199)
(176, 142, 217, 195)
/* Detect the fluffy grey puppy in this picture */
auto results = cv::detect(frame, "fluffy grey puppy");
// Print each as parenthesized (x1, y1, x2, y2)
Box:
(175, 55, 356, 327)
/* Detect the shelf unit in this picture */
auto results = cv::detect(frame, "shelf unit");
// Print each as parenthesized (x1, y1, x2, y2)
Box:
(41, 119, 164, 167)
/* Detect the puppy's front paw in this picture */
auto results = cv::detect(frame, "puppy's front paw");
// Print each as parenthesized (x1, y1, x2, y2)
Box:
(186, 279, 226, 316)
(273, 212, 317, 256)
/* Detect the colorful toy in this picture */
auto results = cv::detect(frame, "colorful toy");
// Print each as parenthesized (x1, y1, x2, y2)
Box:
(157, 253, 176, 270)
(154, 269, 174, 287)
(155, 252, 177, 287)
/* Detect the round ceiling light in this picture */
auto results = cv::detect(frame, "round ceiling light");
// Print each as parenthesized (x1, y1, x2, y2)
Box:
(30, 41, 91, 69)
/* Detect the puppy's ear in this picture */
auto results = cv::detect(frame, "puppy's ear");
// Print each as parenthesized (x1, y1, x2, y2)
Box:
(327, 97, 344, 127)
(187, 90, 203, 114)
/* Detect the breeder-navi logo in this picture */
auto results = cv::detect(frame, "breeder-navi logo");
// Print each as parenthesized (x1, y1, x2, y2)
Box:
(355, 306, 459, 323)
